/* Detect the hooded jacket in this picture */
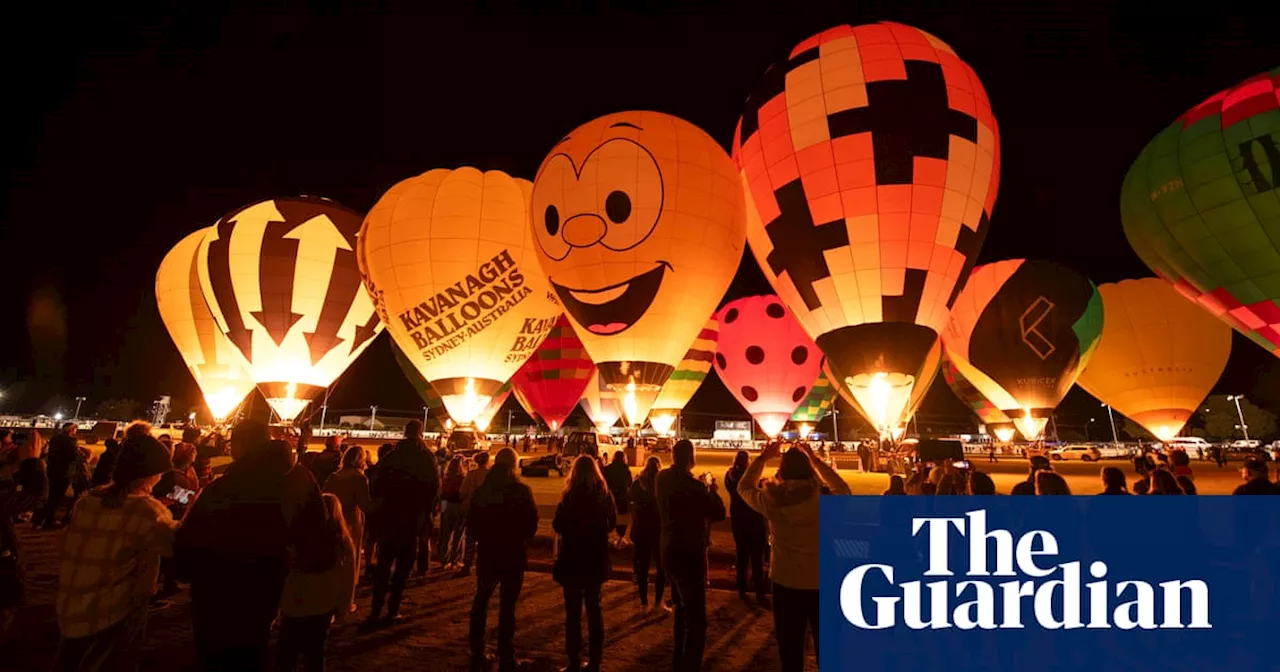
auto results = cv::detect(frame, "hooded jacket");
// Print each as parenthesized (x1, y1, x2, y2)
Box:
(737, 451, 851, 590)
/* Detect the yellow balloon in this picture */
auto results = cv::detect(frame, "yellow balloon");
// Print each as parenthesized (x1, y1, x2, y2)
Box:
(360, 168, 562, 425)
(531, 111, 746, 425)
(156, 229, 255, 420)
(648, 318, 718, 435)
(196, 197, 383, 422)
(1076, 278, 1231, 442)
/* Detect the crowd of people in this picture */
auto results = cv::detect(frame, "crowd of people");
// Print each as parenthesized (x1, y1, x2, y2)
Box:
(6, 419, 1280, 672)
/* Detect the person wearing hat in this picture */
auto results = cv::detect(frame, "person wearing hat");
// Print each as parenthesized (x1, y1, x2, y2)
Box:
(1233, 458, 1280, 495)
(53, 435, 180, 671)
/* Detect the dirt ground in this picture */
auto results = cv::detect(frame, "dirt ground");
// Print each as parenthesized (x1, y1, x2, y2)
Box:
(3, 522, 813, 672)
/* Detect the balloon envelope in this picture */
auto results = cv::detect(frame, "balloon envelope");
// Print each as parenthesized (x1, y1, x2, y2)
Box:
(511, 315, 593, 432)
(360, 167, 562, 425)
(790, 367, 838, 424)
(579, 370, 623, 433)
(940, 354, 1013, 433)
(1077, 278, 1231, 441)
(943, 259, 1103, 439)
(391, 341, 447, 421)
(531, 111, 746, 425)
(157, 229, 255, 420)
(648, 319, 719, 435)
(1122, 68, 1280, 357)
(826, 337, 941, 435)
(713, 296, 823, 438)
(196, 197, 383, 422)
(733, 22, 1000, 432)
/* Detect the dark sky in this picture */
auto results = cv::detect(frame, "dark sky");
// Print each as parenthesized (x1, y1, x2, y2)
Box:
(1, 1, 1276, 433)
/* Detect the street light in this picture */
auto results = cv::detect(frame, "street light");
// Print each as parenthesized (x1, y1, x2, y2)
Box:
(1086, 417, 1096, 441)
(1227, 395, 1249, 441)
(319, 403, 328, 431)
(369, 406, 378, 431)
(423, 405, 430, 427)
(1101, 403, 1119, 446)
(73, 396, 86, 421)
(54, 412, 64, 421)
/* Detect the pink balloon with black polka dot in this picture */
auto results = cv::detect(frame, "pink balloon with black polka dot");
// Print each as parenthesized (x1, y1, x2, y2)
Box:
(714, 295, 823, 439)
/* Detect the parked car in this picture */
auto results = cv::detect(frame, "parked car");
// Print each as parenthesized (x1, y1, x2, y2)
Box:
(1163, 436, 1212, 460)
(519, 431, 617, 477)
(1049, 445, 1102, 462)
(444, 428, 490, 457)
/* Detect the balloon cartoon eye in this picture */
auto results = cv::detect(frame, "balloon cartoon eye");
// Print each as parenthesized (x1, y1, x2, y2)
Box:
(531, 136, 664, 262)
(592, 138, 663, 252)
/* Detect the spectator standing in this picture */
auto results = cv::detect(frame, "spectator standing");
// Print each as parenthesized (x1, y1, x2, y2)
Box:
(367, 421, 440, 624)
(552, 455, 615, 672)
(655, 440, 725, 672)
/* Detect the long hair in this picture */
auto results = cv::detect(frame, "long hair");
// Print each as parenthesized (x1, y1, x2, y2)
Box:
(732, 449, 749, 471)
(639, 456, 661, 492)
(342, 445, 366, 470)
(563, 454, 608, 500)
(1101, 467, 1127, 492)
(1035, 471, 1072, 495)
(1150, 469, 1182, 495)
(445, 455, 466, 479)
(322, 493, 354, 561)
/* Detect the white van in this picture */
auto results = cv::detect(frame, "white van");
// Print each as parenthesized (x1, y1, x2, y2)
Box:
(1165, 437, 1210, 460)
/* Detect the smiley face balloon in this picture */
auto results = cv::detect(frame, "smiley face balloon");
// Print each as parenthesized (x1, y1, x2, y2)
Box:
(531, 111, 746, 424)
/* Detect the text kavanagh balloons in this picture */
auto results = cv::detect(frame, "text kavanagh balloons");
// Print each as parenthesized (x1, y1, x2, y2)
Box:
(1122, 68, 1280, 357)
(714, 296, 823, 438)
(733, 22, 1000, 435)
(531, 111, 746, 426)
(943, 259, 1103, 440)
(156, 229, 255, 421)
(1077, 278, 1231, 442)
(360, 168, 562, 426)
(196, 197, 383, 422)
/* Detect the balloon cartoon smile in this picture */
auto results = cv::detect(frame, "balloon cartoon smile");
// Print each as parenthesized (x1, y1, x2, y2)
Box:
(551, 261, 671, 335)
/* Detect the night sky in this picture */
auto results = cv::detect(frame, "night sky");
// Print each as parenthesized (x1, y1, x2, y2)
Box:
(2, 1, 1277, 433)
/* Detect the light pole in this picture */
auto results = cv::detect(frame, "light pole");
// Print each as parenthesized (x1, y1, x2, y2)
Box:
(73, 396, 86, 421)
(1086, 418, 1095, 441)
(832, 408, 840, 445)
(369, 406, 378, 431)
(1101, 403, 1119, 446)
(319, 403, 328, 432)
(1228, 395, 1249, 441)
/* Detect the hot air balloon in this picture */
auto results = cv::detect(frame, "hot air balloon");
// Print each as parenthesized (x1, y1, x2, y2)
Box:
(579, 370, 623, 434)
(156, 229, 256, 421)
(531, 111, 747, 426)
(360, 168, 562, 426)
(648, 319, 718, 436)
(733, 22, 1000, 437)
(1122, 68, 1280, 357)
(391, 341, 448, 422)
(1076, 278, 1231, 442)
(511, 315, 594, 432)
(940, 355, 1015, 442)
(789, 368, 837, 439)
(713, 296, 823, 439)
(196, 197, 384, 423)
(943, 259, 1104, 440)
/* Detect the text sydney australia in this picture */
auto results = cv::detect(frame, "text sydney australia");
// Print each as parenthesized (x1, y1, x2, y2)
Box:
(398, 249, 530, 361)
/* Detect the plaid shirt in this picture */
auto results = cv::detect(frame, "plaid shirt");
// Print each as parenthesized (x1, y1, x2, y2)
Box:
(56, 492, 178, 638)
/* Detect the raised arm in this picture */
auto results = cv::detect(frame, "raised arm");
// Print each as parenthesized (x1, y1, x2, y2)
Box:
(736, 442, 780, 516)
(801, 444, 851, 495)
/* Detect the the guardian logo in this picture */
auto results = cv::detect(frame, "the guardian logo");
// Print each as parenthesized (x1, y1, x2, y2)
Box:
(840, 510, 1211, 631)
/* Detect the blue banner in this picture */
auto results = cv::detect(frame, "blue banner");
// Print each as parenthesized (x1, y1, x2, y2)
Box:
(820, 496, 1280, 672)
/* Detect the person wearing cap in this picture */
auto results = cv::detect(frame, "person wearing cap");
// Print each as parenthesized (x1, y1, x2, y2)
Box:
(1233, 459, 1280, 495)
(52, 434, 179, 671)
